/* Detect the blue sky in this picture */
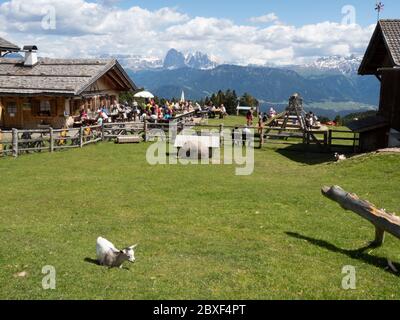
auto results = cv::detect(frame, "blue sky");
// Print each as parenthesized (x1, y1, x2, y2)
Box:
(104, 0, 399, 26)
(0, 0, 397, 64)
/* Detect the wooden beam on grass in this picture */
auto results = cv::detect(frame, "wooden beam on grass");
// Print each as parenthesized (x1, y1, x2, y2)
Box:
(321, 186, 400, 246)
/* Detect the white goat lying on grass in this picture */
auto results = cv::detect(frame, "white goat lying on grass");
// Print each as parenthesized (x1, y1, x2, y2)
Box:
(96, 237, 137, 268)
(334, 153, 347, 162)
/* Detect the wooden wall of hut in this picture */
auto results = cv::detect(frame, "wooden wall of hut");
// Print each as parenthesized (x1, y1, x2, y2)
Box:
(379, 70, 400, 131)
(0, 96, 67, 129)
(359, 127, 389, 152)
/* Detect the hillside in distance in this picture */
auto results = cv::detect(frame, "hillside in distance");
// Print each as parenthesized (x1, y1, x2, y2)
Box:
(130, 64, 379, 109)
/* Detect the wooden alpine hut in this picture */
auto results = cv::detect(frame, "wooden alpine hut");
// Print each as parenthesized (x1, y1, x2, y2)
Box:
(0, 39, 137, 129)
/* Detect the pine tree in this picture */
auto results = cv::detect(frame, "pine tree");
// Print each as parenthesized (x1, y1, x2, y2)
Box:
(224, 89, 238, 114)
(211, 93, 217, 106)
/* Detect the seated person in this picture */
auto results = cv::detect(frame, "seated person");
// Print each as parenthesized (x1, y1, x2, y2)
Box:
(150, 113, 158, 122)
(110, 104, 119, 115)
(97, 110, 109, 124)
(262, 113, 268, 123)
(80, 109, 88, 121)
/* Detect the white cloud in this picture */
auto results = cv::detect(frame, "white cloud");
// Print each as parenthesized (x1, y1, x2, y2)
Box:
(249, 13, 279, 24)
(0, 0, 376, 66)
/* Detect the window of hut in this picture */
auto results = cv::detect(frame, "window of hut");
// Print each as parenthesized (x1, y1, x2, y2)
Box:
(22, 102, 32, 111)
(39, 100, 52, 117)
(31, 99, 56, 117)
(7, 102, 17, 117)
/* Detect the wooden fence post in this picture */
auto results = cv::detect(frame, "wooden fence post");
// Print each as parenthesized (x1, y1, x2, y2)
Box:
(219, 124, 224, 146)
(101, 123, 105, 141)
(49, 127, 54, 153)
(260, 128, 265, 147)
(0, 129, 2, 154)
(12, 128, 18, 158)
(143, 119, 148, 142)
(80, 126, 84, 148)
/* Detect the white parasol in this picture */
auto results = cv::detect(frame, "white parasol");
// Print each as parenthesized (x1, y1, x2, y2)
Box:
(134, 91, 155, 99)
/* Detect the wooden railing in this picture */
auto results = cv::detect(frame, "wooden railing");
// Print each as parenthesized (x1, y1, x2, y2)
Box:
(0, 125, 103, 158)
(327, 129, 360, 152)
(0, 121, 362, 158)
(103, 121, 145, 140)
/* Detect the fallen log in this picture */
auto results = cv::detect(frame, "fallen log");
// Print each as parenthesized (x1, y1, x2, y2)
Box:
(321, 186, 400, 246)
(116, 136, 141, 144)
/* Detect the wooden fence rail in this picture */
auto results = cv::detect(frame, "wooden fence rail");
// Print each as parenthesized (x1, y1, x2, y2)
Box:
(0, 121, 280, 157)
(1, 122, 359, 158)
(0, 125, 104, 158)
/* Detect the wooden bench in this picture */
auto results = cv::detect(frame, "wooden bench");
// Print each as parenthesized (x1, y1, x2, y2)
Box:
(116, 136, 141, 144)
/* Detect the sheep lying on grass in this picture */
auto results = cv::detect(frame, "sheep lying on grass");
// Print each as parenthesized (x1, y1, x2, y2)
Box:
(96, 237, 137, 268)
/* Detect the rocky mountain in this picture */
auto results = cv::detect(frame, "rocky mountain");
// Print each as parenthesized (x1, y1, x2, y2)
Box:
(185, 51, 217, 70)
(163, 49, 186, 69)
(163, 49, 217, 70)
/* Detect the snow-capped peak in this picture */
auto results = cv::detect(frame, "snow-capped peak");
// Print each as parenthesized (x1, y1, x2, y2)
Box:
(304, 55, 363, 75)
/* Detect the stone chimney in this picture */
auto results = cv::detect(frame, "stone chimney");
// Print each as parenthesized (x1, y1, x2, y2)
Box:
(23, 45, 38, 67)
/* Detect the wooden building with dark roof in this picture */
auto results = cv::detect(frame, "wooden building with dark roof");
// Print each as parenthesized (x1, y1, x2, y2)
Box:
(357, 19, 400, 150)
(0, 42, 137, 129)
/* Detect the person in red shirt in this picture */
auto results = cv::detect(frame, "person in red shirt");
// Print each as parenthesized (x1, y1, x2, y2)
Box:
(246, 109, 254, 126)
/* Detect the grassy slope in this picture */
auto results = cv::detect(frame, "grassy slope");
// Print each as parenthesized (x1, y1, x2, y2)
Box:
(0, 117, 399, 300)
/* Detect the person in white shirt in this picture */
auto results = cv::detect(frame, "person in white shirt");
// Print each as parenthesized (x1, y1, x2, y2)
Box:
(220, 104, 227, 117)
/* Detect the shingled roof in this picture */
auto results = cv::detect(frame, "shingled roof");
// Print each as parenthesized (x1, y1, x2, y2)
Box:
(0, 37, 20, 52)
(0, 58, 137, 96)
(380, 20, 400, 66)
(347, 115, 388, 133)
(359, 20, 400, 75)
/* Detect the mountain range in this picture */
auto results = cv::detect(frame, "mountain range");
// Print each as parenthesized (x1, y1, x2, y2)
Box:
(124, 49, 379, 118)
(285, 55, 363, 77)
(117, 48, 364, 75)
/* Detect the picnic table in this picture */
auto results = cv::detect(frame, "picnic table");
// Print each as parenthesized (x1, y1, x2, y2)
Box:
(174, 135, 220, 149)
(174, 135, 220, 159)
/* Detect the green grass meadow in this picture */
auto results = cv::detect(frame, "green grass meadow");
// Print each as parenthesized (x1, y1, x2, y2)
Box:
(0, 117, 400, 300)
